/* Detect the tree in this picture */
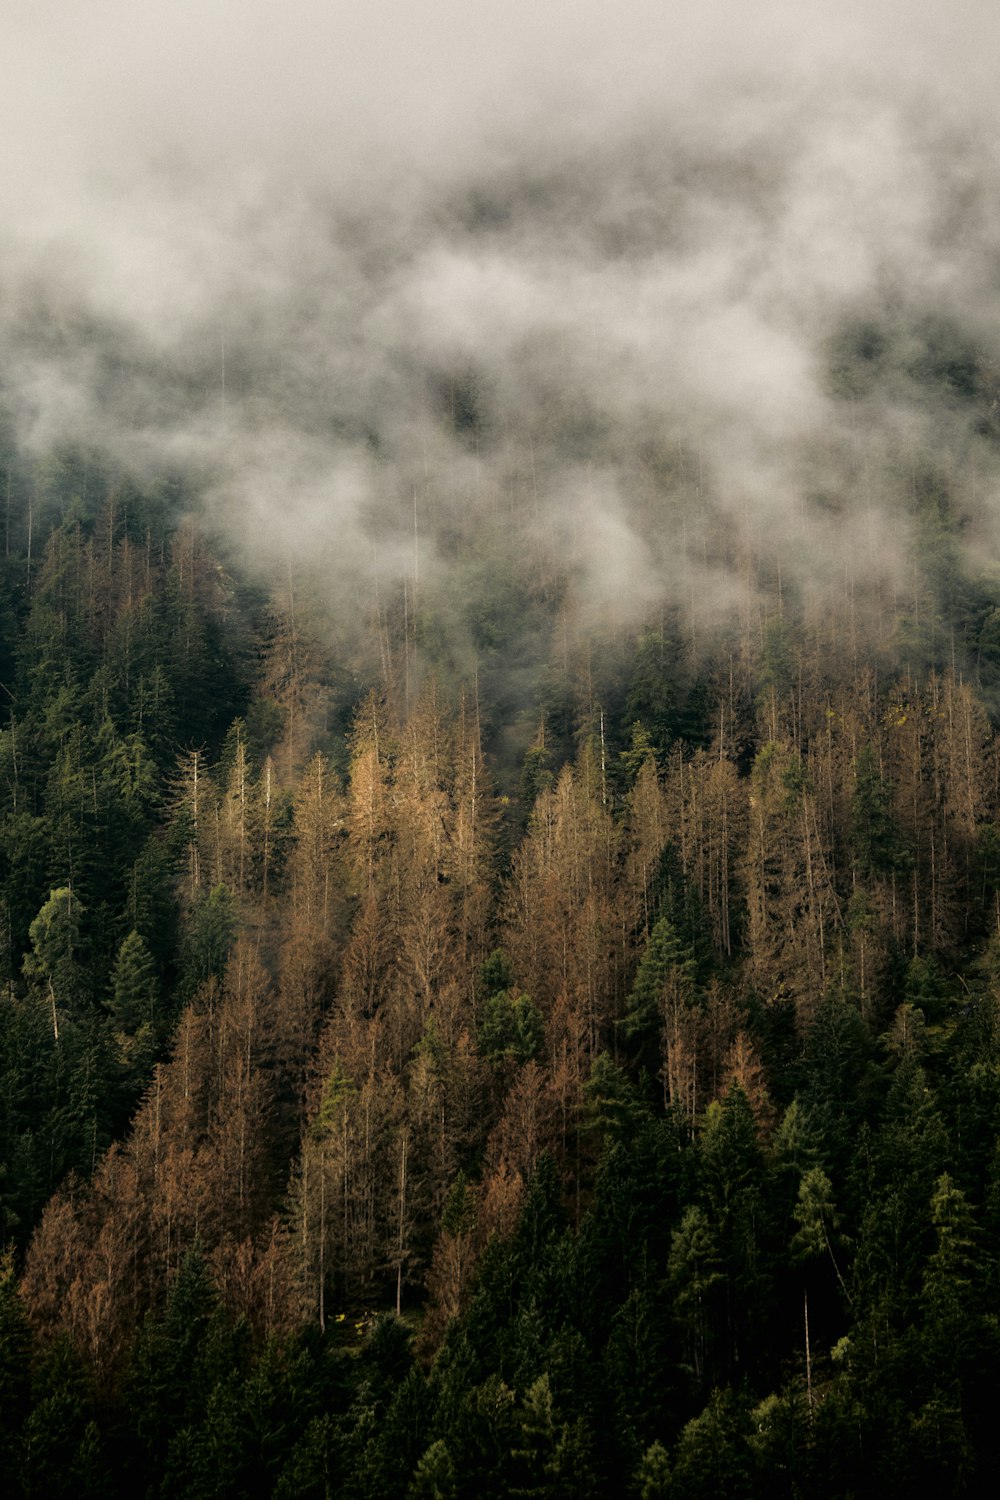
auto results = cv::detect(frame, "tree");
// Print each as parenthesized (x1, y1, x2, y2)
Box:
(918, 1171, 998, 1422)
(696, 1087, 773, 1379)
(479, 990, 543, 1068)
(422, 1172, 479, 1352)
(169, 748, 212, 904)
(791, 1166, 851, 1308)
(633, 1440, 671, 1499)
(623, 915, 697, 1062)
(669, 1388, 753, 1499)
(0, 1249, 32, 1475)
(125, 1245, 220, 1473)
(852, 744, 904, 880)
(408, 1437, 457, 1500)
(23, 886, 87, 1037)
(509, 1371, 598, 1499)
(741, 741, 839, 1024)
(108, 929, 159, 1083)
(180, 883, 236, 997)
(666, 1205, 723, 1386)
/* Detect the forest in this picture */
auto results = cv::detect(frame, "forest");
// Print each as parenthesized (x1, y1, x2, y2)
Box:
(1, 345, 1000, 1500)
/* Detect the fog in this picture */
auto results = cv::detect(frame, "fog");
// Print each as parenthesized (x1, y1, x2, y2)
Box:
(4, 2, 1000, 710)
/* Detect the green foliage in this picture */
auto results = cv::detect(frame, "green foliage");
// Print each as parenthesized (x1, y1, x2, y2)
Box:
(666, 1205, 724, 1380)
(108, 928, 160, 1103)
(757, 616, 796, 705)
(314, 1060, 357, 1136)
(8, 433, 1000, 1497)
(109, 928, 158, 1034)
(669, 1388, 754, 1499)
(19, 1336, 106, 1500)
(800, 999, 884, 1174)
(481, 948, 515, 996)
(519, 732, 554, 814)
(23, 886, 86, 1010)
(923, 1173, 980, 1322)
(791, 1166, 835, 1258)
(633, 1439, 670, 1499)
(623, 914, 697, 1059)
(852, 745, 908, 878)
(647, 843, 715, 976)
(478, 990, 543, 1066)
(582, 1053, 648, 1146)
(0, 1250, 32, 1475)
(408, 1437, 457, 1500)
(180, 883, 237, 996)
(441, 1173, 477, 1240)
(508, 1371, 599, 1499)
(772, 1098, 823, 1181)
(619, 721, 658, 785)
(625, 631, 677, 752)
(903, 956, 953, 1028)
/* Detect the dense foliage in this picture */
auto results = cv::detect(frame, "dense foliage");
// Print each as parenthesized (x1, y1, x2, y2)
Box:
(3, 440, 1000, 1497)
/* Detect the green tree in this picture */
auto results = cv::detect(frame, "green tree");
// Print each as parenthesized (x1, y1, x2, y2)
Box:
(697, 1088, 773, 1380)
(633, 1439, 670, 1499)
(852, 744, 907, 879)
(0, 1249, 32, 1478)
(23, 886, 87, 1031)
(623, 914, 697, 1065)
(180, 883, 237, 996)
(109, 929, 158, 1036)
(479, 990, 543, 1067)
(408, 1437, 457, 1500)
(791, 1165, 852, 1326)
(669, 1388, 753, 1499)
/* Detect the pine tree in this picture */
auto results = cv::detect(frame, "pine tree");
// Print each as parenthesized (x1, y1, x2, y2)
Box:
(109, 928, 159, 1042)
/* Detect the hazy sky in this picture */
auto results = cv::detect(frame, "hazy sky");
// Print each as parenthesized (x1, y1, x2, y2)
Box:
(3, 3, 993, 219)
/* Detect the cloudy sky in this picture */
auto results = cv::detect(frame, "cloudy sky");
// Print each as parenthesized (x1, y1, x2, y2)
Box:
(3, 4, 990, 205)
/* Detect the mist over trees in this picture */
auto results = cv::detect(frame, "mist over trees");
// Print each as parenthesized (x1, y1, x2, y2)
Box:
(2, 413, 1000, 1493)
(5, 2, 1000, 1495)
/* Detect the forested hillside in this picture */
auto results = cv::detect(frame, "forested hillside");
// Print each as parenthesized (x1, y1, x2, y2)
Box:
(1, 419, 999, 1499)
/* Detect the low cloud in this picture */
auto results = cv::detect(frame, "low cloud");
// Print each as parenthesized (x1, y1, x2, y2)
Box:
(3, 4, 1000, 707)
